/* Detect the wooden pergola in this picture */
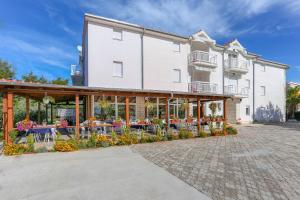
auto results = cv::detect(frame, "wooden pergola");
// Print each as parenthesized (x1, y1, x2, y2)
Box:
(0, 81, 232, 143)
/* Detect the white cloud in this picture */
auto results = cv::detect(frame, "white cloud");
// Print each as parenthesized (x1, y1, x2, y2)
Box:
(78, 0, 300, 37)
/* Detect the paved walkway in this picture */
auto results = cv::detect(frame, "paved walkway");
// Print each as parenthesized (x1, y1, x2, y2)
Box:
(132, 123, 300, 200)
(0, 146, 209, 200)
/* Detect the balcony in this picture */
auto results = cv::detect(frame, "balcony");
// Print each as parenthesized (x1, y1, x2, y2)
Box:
(188, 51, 218, 68)
(224, 58, 249, 73)
(188, 81, 218, 94)
(224, 85, 249, 97)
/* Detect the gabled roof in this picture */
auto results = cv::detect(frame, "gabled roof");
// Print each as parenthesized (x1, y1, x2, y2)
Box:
(191, 30, 216, 44)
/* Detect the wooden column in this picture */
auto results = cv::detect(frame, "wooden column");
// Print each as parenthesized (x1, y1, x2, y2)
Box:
(197, 98, 201, 131)
(3, 92, 14, 143)
(2, 92, 8, 142)
(165, 97, 169, 128)
(75, 94, 80, 139)
(223, 99, 227, 122)
(125, 96, 130, 127)
(25, 96, 30, 120)
(90, 95, 95, 117)
(37, 102, 41, 124)
(50, 103, 54, 124)
(186, 98, 189, 118)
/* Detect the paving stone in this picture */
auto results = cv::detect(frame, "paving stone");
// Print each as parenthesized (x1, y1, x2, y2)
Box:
(132, 123, 300, 200)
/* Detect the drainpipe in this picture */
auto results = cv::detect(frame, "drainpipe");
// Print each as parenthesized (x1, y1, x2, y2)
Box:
(141, 28, 145, 90)
(222, 50, 225, 94)
(252, 61, 255, 122)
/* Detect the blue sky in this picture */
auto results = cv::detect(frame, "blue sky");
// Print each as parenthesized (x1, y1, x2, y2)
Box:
(0, 0, 300, 82)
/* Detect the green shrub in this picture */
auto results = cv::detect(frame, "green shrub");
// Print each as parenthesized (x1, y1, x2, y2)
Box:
(86, 133, 97, 148)
(146, 135, 156, 143)
(155, 127, 163, 142)
(26, 134, 35, 153)
(140, 131, 147, 143)
(227, 126, 238, 135)
(9, 130, 19, 143)
(179, 128, 188, 139)
(34, 146, 48, 153)
(0, 131, 3, 141)
(111, 131, 117, 144)
(198, 131, 208, 138)
(187, 131, 194, 138)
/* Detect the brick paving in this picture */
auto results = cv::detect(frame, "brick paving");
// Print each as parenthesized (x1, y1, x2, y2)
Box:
(132, 123, 300, 200)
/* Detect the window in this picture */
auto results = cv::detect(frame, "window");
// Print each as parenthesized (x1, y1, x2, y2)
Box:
(246, 79, 250, 88)
(173, 42, 180, 52)
(260, 86, 266, 96)
(260, 65, 266, 72)
(113, 61, 123, 77)
(113, 28, 122, 40)
(173, 69, 181, 83)
(246, 105, 250, 116)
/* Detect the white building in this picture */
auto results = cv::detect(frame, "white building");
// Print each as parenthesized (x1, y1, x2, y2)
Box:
(72, 13, 288, 123)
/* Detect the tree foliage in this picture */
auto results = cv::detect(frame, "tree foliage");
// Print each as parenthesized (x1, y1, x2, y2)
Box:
(0, 59, 15, 79)
(286, 86, 300, 119)
(51, 77, 68, 85)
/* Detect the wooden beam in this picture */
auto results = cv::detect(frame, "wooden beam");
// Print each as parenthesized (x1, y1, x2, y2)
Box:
(197, 98, 201, 131)
(25, 96, 30, 120)
(125, 96, 130, 127)
(75, 94, 80, 139)
(223, 99, 227, 122)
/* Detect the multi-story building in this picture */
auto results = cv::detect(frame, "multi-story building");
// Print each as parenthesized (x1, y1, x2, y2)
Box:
(71, 13, 288, 123)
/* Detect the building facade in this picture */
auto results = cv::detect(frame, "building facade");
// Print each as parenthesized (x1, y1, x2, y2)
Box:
(72, 13, 288, 123)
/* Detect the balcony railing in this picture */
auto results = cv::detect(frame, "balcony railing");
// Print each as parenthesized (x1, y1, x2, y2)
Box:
(224, 58, 248, 72)
(188, 51, 217, 66)
(71, 65, 82, 76)
(224, 85, 249, 96)
(189, 81, 218, 94)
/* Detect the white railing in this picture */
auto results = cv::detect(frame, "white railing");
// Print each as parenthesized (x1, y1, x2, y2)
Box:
(189, 81, 218, 94)
(224, 58, 248, 71)
(224, 85, 249, 96)
(71, 65, 82, 76)
(188, 51, 217, 66)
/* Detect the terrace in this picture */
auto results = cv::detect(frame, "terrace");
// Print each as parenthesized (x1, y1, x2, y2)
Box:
(0, 80, 231, 151)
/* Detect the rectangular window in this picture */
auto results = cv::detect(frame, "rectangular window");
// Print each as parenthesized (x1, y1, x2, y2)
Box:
(173, 42, 180, 52)
(261, 65, 266, 72)
(246, 105, 250, 116)
(260, 86, 266, 96)
(173, 69, 181, 83)
(113, 29, 122, 40)
(246, 79, 250, 88)
(113, 61, 123, 77)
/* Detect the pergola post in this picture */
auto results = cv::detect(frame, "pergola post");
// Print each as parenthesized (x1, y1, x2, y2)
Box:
(125, 96, 130, 127)
(25, 96, 30, 120)
(165, 97, 169, 129)
(3, 92, 14, 143)
(186, 98, 189, 118)
(223, 98, 227, 122)
(90, 95, 95, 117)
(75, 94, 80, 139)
(197, 98, 201, 131)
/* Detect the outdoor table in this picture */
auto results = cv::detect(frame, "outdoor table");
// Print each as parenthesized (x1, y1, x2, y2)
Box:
(27, 127, 56, 143)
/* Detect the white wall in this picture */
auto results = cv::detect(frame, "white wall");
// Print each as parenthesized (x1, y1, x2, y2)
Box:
(143, 35, 189, 92)
(254, 63, 286, 122)
(87, 23, 142, 89)
(209, 48, 223, 94)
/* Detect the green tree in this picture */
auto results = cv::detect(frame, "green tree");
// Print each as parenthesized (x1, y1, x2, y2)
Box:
(0, 59, 15, 79)
(22, 71, 39, 82)
(51, 77, 68, 85)
(286, 86, 300, 119)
